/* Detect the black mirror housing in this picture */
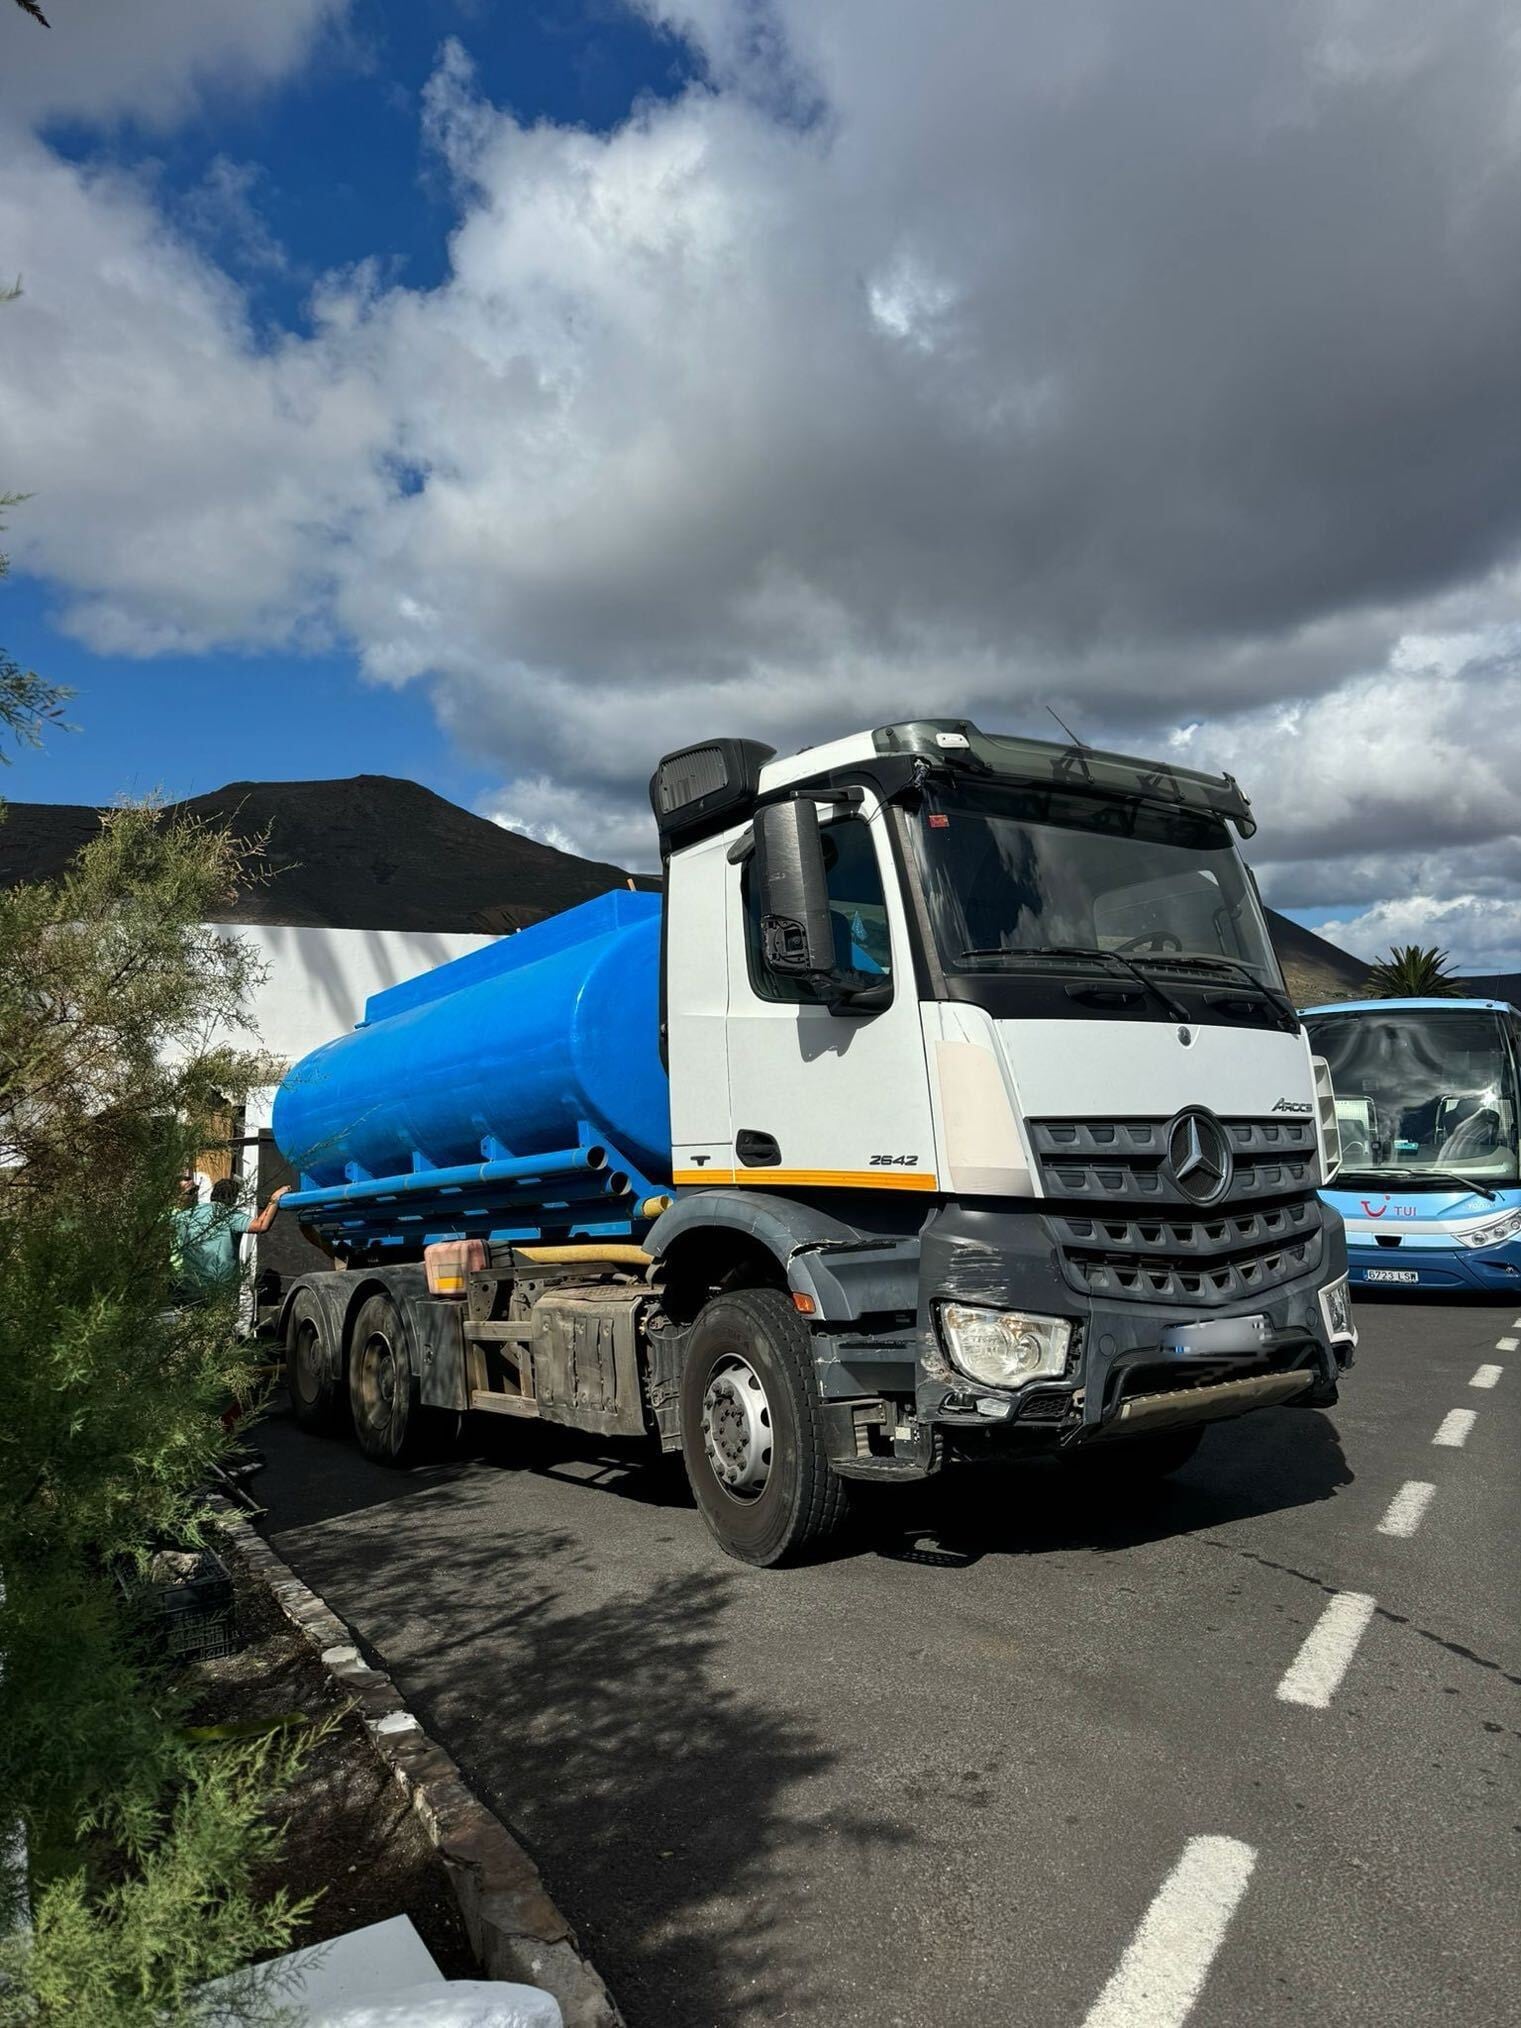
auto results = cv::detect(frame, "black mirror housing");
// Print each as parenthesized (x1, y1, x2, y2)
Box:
(755, 799, 835, 976)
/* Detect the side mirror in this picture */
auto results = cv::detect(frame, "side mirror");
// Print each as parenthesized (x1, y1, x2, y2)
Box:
(755, 798, 835, 976)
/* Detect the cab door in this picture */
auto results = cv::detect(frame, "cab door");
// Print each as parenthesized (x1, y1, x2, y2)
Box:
(718, 799, 938, 1194)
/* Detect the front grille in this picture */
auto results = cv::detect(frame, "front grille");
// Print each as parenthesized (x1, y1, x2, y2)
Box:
(1029, 1115, 1317, 1209)
(1032, 1113, 1322, 1308)
(1015, 1389, 1072, 1422)
(1053, 1199, 1324, 1307)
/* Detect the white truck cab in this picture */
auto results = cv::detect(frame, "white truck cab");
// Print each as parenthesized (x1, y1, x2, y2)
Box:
(646, 719, 1354, 1560)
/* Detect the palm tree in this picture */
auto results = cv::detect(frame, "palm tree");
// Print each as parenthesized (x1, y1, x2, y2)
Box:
(1365, 943, 1462, 998)
(12, 0, 49, 24)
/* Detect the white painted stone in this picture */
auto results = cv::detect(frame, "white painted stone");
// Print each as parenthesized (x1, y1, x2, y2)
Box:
(370, 1710, 421, 1737)
(307, 1981, 563, 2027)
(197, 1915, 442, 2016)
(197, 1918, 562, 2027)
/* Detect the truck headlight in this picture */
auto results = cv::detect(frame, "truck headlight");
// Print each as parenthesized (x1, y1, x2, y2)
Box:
(1454, 1207, 1521, 1250)
(1318, 1273, 1356, 1344)
(938, 1304, 1072, 1388)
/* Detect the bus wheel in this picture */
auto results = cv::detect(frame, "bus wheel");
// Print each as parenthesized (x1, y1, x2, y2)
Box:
(348, 1294, 421, 1465)
(285, 1290, 346, 1435)
(679, 1288, 851, 1567)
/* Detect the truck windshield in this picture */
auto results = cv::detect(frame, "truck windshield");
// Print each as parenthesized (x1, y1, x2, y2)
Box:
(1302, 1007, 1521, 1186)
(907, 777, 1282, 987)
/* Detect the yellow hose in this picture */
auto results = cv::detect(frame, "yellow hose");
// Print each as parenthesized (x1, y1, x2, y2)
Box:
(512, 1243, 652, 1266)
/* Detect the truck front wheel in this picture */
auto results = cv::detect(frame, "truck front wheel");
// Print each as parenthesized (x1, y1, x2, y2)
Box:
(348, 1293, 421, 1465)
(679, 1288, 851, 1567)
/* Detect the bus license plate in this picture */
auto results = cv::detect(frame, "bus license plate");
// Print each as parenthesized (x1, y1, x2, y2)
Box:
(1365, 1268, 1419, 1284)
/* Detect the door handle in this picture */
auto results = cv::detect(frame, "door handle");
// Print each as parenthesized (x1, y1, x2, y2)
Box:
(736, 1129, 781, 1167)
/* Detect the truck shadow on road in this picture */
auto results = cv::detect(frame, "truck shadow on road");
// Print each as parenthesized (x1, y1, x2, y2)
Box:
(250, 1412, 697, 1534)
(866, 1407, 1354, 1570)
(257, 1396, 1353, 1583)
(256, 1402, 1352, 2021)
(266, 1454, 910, 2027)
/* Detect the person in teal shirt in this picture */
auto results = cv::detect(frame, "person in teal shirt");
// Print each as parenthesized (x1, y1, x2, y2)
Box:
(172, 1175, 288, 1301)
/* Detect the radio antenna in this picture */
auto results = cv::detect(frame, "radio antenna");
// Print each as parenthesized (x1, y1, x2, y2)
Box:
(1046, 704, 1088, 749)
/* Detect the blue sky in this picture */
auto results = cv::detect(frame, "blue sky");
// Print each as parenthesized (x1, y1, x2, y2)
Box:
(40, 1, 692, 333)
(1, 1, 1517, 963)
(5, 0, 689, 814)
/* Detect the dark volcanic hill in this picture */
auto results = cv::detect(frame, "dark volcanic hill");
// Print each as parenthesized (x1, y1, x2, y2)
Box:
(1452, 971, 1521, 1006)
(1268, 912, 1370, 1007)
(0, 775, 654, 933)
(0, 772, 1372, 993)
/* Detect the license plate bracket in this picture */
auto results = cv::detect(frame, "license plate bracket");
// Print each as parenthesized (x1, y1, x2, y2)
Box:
(1157, 1313, 1270, 1359)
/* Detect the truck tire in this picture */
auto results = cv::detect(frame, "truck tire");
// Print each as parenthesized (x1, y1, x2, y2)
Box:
(679, 1287, 851, 1567)
(347, 1293, 422, 1465)
(286, 1290, 346, 1435)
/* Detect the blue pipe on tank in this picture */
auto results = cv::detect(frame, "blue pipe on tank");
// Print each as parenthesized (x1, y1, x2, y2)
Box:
(281, 1144, 606, 1214)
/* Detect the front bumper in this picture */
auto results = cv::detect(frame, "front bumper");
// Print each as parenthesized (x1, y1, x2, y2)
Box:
(914, 1201, 1351, 1444)
(1346, 1234, 1521, 1293)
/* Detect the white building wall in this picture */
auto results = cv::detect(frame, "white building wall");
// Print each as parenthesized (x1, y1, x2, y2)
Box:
(212, 922, 498, 1139)
(224, 922, 497, 1065)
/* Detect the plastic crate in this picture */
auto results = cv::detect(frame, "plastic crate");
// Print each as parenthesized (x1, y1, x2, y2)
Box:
(122, 1546, 241, 1664)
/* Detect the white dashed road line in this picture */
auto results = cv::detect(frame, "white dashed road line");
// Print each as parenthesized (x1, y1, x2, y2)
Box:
(1432, 1408, 1477, 1447)
(1376, 1481, 1436, 1538)
(1080, 1836, 1257, 2028)
(1276, 1592, 1377, 1709)
(1470, 1364, 1502, 1389)
(1494, 1335, 1517, 1353)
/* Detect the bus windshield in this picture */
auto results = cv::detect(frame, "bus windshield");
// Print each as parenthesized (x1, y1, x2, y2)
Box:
(1304, 1007, 1520, 1186)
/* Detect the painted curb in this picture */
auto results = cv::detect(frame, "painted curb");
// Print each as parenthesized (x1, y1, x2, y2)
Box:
(213, 1505, 622, 2028)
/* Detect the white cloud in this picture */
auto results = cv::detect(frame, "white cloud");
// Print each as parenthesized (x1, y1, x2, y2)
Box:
(0, 0, 350, 129)
(1319, 895, 1521, 976)
(181, 158, 290, 275)
(0, 3, 1518, 950)
(487, 777, 649, 868)
(1173, 625, 1521, 868)
(0, 134, 390, 655)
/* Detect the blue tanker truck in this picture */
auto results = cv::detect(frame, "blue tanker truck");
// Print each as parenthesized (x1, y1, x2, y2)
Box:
(273, 720, 1356, 1564)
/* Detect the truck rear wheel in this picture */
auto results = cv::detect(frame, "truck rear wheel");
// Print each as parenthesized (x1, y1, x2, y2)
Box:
(348, 1293, 422, 1465)
(679, 1288, 851, 1567)
(286, 1290, 346, 1435)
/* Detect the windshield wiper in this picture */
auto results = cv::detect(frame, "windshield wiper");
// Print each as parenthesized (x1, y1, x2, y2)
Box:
(1126, 951, 1298, 1027)
(1335, 1166, 1500, 1203)
(1374, 1166, 1500, 1203)
(960, 943, 1191, 1023)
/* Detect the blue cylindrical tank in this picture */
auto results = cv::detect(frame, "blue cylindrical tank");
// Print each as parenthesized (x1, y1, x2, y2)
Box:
(272, 892, 670, 1217)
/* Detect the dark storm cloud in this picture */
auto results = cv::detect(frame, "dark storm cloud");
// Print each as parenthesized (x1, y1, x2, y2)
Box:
(2, 1, 1518, 951)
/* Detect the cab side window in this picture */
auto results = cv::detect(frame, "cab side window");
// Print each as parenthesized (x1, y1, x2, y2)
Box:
(742, 818, 893, 1005)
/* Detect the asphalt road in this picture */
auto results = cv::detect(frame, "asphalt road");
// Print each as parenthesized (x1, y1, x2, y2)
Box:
(254, 1296, 1521, 2027)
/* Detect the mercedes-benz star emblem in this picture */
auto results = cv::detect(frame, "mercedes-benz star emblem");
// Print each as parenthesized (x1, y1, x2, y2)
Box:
(1165, 1107, 1233, 1206)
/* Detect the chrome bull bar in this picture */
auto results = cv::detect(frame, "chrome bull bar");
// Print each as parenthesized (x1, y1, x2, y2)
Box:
(1102, 1368, 1313, 1435)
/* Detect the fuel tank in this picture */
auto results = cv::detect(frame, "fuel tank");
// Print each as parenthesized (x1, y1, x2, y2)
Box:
(272, 890, 668, 1243)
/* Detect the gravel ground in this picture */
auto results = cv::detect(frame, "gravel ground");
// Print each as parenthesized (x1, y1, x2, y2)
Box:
(185, 1549, 477, 1979)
